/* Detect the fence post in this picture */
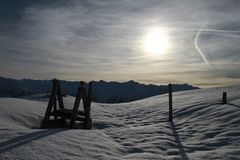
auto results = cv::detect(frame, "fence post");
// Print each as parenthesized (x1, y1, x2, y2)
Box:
(222, 92, 227, 104)
(168, 83, 173, 121)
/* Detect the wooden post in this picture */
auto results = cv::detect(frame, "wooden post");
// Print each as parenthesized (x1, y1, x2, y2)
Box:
(41, 79, 59, 128)
(168, 83, 173, 121)
(85, 81, 92, 129)
(222, 92, 227, 104)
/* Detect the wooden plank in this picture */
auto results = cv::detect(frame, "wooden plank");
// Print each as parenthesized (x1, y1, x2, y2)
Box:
(68, 87, 83, 128)
(54, 97, 57, 121)
(52, 109, 84, 116)
(81, 82, 87, 114)
(87, 81, 93, 99)
(76, 117, 86, 121)
(41, 79, 59, 128)
(57, 81, 64, 109)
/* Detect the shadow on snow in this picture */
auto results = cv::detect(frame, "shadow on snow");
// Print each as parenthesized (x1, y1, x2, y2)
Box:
(0, 129, 64, 154)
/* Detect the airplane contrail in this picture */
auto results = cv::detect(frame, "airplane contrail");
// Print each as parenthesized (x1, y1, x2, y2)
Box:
(176, 28, 240, 33)
(194, 28, 211, 67)
(170, 28, 240, 34)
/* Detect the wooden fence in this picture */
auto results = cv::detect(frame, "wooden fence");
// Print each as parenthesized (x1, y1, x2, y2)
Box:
(168, 83, 229, 122)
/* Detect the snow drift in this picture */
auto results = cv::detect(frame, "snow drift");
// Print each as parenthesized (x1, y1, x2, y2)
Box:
(0, 86, 240, 160)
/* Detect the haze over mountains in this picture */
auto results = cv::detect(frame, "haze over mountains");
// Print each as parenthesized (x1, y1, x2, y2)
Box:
(0, 76, 198, 103)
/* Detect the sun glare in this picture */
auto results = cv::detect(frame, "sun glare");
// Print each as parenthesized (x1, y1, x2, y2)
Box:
(143, 28, 169, 55)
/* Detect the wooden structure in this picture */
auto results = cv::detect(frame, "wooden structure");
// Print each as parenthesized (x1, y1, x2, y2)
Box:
(41, 79, 92, 129)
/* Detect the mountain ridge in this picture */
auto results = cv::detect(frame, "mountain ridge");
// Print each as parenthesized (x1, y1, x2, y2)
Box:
(0, 76, 199, 103)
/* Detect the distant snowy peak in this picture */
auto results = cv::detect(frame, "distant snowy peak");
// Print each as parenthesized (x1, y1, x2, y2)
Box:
(0, 77, 198, 103)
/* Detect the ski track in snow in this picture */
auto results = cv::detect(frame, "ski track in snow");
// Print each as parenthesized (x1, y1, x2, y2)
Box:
(0, 86, 240, 160)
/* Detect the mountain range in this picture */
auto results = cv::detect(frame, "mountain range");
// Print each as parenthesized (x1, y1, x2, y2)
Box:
(0, 76, 198, 103)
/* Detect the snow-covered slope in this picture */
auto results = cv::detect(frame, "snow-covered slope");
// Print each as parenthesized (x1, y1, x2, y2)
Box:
(0, 86, 240, 160)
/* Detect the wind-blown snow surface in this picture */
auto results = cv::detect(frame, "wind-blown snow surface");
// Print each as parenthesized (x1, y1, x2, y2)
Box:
(0, 86, 240, 160)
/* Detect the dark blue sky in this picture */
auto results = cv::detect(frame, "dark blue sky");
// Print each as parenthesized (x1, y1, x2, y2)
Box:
(0, 0, 240, 87)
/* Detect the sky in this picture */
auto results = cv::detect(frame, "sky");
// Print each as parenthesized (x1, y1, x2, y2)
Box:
(0, 0, 240, 88)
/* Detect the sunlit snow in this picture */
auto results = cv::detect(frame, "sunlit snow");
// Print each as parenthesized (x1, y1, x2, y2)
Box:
(0, 86, 240, 160)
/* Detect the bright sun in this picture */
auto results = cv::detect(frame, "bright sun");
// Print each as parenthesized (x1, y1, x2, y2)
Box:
(143, 28, 169, 55)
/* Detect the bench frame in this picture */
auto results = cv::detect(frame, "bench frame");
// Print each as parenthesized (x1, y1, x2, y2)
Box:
(41, 79, 92, 129)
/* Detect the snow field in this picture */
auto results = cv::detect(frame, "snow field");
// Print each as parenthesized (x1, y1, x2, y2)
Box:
(0, 86, 240, 159)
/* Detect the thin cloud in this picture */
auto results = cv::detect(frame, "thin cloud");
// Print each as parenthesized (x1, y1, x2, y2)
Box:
(0, 0, 240, 87)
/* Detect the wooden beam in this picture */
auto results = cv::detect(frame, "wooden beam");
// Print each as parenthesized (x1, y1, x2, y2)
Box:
(41, 79, 59, 128)
(54, 97, 57, 121)
(57, 80, 64, 109)
(68, 87, 83, 128)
